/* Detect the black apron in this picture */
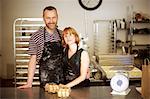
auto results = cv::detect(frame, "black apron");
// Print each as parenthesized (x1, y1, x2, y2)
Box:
(63, 46, 90, 88)
(39, 28, 64, 87)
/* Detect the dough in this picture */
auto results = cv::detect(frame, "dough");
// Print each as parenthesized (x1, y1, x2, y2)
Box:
(57, 86, 71, 97)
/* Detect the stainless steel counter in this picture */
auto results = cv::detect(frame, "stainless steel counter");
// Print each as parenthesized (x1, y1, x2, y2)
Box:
(0, 86, 142, 99)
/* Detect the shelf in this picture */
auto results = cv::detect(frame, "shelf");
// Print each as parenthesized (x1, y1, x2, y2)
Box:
(129, 17, 150, 55)
(16, 65, 39, 68)
(16, 36, 31, 39)
(16, 81, 40, 85)
(15, 24, 44, 27)
(16, 69, 39, 74)
(16, 77, 39, 79)
(16, 48, 28, 50)
(132, 28, 150, 34)
(133, 21, 150, 23)
(16, 59, 29, 62)
(135, 44, 150, 46)
(16, 42, 29, 45)
(14, 18, 43, 86)
(16, 54, 30, 56)
(15, 30, 37, 33)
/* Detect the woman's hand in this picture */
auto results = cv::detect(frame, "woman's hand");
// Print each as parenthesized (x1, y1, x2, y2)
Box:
(86, 68, 90, 79)
(59, 84, 66, 87)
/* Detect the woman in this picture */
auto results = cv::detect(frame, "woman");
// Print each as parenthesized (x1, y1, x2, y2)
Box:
(62, 27, 90, 88)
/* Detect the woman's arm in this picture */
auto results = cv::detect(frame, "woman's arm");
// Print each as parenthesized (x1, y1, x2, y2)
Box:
(65, 51, 90, 88)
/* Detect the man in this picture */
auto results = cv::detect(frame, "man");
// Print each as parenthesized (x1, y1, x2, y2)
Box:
(18, 6, 64, 88)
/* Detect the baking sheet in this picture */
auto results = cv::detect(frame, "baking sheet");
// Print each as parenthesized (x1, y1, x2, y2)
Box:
(100, 65, 142, 79)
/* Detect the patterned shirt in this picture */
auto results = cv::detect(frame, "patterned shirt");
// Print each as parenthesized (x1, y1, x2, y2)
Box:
(28, 27, 62, 63)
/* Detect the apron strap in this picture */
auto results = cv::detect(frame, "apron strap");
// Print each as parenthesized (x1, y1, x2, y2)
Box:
(56, 28, 62, 42)
(43, 27, 61, 41)
(44, 27, 46, 41)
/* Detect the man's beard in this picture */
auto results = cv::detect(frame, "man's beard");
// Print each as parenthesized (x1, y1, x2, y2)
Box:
(46, 23, 57, 30)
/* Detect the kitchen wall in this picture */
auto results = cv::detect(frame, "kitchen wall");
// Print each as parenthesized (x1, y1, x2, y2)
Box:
(149, 0, 150, 14)
(0, 0, 150, 78)
(0, 0, 2, 77)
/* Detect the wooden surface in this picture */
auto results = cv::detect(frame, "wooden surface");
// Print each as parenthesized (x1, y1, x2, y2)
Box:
(0, 86, 142, 99)
(141, 62, 150, 99)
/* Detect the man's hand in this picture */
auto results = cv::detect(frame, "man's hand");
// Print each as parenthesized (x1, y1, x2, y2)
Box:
(17, 84, 32, 89)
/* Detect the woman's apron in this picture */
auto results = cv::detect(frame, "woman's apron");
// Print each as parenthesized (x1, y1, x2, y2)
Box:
(39, 28, 64, 87)
(63, 47, 90, 88)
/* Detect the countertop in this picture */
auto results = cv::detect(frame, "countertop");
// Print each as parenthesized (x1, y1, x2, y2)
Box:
(0, 86, 142, 99)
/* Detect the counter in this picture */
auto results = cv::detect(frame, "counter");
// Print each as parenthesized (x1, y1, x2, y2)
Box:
(0, 86, 142, 99)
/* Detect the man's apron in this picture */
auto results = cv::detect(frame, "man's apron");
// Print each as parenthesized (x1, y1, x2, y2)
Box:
(39, 28, 64, 87)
